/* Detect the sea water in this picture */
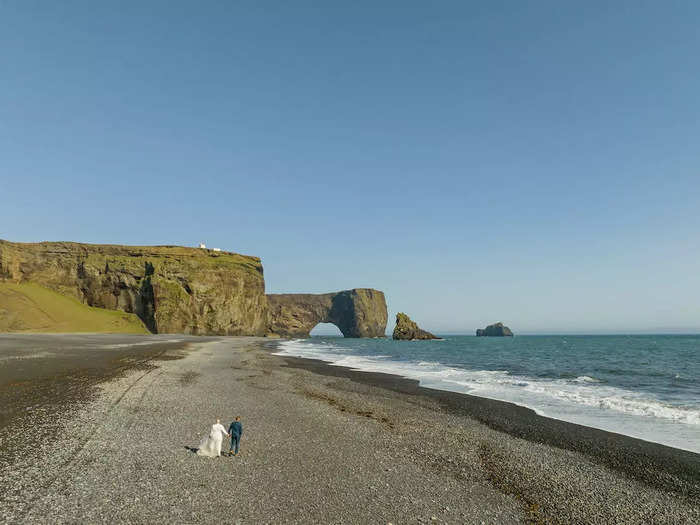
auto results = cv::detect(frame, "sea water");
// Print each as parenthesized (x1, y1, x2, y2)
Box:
(274, 334, 700, 453)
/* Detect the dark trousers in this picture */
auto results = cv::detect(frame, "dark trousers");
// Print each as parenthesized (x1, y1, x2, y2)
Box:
(230, 434, 240, 454)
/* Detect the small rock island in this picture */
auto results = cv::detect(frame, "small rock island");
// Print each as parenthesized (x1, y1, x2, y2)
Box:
(476, 322, 513, 337)
(392, 313, 438, 340)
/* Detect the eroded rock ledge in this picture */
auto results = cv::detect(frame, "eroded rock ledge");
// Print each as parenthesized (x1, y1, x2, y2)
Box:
(266, 289, 387, 338)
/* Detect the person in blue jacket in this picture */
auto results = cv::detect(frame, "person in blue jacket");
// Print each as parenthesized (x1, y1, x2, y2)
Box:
(228, 416, 243, 456)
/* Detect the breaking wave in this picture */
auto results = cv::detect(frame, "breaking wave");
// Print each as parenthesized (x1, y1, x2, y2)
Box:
(274, 339, 700, 430)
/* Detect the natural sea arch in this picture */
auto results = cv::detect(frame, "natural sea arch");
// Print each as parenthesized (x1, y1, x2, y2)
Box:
(266, 288, 387, 338)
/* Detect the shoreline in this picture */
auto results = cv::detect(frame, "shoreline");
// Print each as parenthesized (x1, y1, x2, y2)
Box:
(273, 347, 700, 497)
(272, 335, 700, 455)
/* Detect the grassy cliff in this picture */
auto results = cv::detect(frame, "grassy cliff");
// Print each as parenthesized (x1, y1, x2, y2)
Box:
(0, 240, 268, 335)
(0, 282, 148, 333)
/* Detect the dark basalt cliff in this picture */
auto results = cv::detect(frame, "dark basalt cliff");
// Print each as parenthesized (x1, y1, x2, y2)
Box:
(267, 289, 387, 338)
(392, 312, 438, 340)
(0, 240, 268, 335)
(476, 322, 513, 337)
(1, 240, 390, 338)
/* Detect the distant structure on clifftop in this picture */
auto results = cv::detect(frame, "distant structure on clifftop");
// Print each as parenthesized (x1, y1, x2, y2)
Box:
(198, 242, 221, 252)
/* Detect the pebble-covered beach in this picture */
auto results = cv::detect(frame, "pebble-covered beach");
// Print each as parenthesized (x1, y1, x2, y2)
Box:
(1, 335, 698, 524)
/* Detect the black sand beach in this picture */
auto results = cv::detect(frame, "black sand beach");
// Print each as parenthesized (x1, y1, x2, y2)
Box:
(1, 335, 698, 524)
(280, 352, 700, 498)
(0, 334, 192, 469)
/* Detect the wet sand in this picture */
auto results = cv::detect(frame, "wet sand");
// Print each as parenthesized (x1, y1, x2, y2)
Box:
(0, 334, 195, 468)
(0, 334, 192, 432)
(1, 335, 698, 524)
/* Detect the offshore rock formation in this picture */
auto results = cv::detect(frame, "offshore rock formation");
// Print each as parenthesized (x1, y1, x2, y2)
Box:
(392, 313, 438, 340)
(0, 240, 268, 335)
(266, 289, 387, 338)
(476, 322, 513, 337)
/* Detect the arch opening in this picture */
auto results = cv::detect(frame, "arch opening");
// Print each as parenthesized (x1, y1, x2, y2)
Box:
(310, 322, 344, 337)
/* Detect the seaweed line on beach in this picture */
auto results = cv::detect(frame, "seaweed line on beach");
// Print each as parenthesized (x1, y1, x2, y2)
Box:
(478, 441, 548, 525)
(300, 388, 396, 430)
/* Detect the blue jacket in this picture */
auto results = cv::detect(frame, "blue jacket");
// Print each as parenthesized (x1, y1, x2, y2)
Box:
(228, 421, 243, 437)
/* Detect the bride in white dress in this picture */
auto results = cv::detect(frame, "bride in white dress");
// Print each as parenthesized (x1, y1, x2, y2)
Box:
(196, 419, 230, 457)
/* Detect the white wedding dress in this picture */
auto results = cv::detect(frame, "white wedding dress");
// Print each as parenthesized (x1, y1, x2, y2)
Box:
(197, 422, 228, 457)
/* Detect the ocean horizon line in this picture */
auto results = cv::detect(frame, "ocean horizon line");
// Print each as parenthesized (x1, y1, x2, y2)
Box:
(309, 330, 700, 337)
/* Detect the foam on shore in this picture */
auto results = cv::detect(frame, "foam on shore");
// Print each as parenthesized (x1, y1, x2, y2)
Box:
(274, 338, 700, 453)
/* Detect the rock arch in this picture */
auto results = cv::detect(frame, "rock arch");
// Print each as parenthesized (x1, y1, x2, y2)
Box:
(266, 288, 387, 338)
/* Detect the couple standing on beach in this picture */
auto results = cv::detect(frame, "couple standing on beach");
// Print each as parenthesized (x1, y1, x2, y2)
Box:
(196, 417, 243, 458)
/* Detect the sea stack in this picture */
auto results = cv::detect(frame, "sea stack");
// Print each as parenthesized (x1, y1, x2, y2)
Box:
(392, 313, 438, 340)
(476, 322, 513, 337)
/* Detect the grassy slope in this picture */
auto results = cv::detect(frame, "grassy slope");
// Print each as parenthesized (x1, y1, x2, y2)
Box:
(0, 282, 149, 334)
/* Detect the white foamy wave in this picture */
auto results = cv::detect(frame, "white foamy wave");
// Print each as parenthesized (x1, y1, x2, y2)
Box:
(520, 380, 700, 426)
(573, 375, 601, 383)
(274, 339, 700, 427)
(275, 338, 348, 361)
(98, 338, 184, 349)
(0, 351, 55, 361)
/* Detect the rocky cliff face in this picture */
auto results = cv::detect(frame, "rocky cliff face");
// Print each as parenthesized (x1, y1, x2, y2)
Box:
(0, 240, 268, 335)
(476, 322, 513, 337)
(267, 289, 387, 338)
(392, 312, 438, 340)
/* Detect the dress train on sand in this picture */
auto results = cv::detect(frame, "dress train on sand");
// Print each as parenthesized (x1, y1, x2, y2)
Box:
(196, 422, 228, 457)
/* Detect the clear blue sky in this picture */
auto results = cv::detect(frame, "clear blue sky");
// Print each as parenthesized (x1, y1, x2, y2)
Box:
(2, 2, 699, 334)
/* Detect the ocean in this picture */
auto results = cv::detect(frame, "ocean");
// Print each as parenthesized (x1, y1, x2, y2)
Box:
(274, 334, 700, 453)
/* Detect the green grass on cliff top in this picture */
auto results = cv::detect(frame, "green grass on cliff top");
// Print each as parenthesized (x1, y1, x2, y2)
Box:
(0, 240, 263, 278)
(0, 282, 149, 334)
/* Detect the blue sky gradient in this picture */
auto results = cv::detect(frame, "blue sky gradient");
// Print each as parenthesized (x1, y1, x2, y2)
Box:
(2, 2, 699, 333)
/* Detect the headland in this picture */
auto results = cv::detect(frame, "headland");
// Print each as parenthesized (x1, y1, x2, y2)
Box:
(0, 240, 388, 337)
